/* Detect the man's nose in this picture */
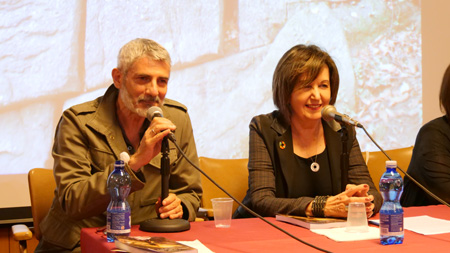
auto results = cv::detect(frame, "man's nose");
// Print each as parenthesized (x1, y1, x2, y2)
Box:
(145, 80, 158, 96)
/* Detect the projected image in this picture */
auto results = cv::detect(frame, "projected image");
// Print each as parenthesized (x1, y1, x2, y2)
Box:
(0, 0, 421, 182)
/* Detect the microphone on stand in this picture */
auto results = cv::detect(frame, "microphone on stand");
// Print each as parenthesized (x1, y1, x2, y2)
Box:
(139, 106, 190, 233)
(323, 105, 450, 208)
(321, 105, 362, 128)
(321, 105, 358, 191)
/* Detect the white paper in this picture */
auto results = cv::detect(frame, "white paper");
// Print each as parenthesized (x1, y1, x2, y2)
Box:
(404, 215, 450, 235)
(371, 215, 450, 235)
(178, 240, 215, 253)
(311, 226, 380, 242)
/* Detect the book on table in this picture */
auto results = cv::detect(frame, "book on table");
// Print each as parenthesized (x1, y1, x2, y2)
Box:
(276, 214, 347, 229)
(114, 235, 198, 253)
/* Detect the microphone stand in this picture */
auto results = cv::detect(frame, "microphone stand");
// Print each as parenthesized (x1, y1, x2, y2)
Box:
(139, 136, 190, 232)
(161, 136, 170, 200)
(339, 124, 349, 192)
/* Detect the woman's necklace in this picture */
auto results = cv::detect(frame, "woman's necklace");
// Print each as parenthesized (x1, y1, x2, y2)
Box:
(293, 121, 322, 172)
(310, 154, 320, 172)
(309, 125, 321, 173)
(310, 139, 320, 172)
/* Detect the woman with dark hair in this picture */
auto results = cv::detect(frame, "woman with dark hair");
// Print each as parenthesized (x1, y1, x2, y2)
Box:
(401, 64, 450, 207)
(234, 44, 382, 219)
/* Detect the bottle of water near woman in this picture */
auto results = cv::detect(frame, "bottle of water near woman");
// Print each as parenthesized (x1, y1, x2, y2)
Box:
(379, 160, 404, 245)
(106, 160, 131, 242)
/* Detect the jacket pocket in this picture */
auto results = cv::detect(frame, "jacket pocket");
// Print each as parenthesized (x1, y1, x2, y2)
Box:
(88, 147, 115, 173)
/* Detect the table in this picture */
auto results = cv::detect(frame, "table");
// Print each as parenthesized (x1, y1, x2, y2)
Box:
(81, 205, 450, 252)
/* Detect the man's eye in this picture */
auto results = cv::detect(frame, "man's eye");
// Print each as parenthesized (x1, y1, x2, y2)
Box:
(134, 76, 149, 83)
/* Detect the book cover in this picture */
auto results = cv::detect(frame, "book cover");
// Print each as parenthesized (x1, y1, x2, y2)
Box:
(114, 235, 198, 253)
(276, 214, 347, 229)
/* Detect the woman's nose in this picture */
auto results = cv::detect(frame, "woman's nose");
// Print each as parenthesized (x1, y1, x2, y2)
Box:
(310, 86, 320, 99)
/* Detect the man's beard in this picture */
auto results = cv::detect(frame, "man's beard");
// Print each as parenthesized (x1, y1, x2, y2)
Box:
(119, 82, 163, 118)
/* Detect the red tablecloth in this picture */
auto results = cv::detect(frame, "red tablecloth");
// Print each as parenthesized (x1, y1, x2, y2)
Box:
(81, 205, 450, 252)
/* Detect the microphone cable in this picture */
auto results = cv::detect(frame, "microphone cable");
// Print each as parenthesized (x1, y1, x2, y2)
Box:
(169, 138, 333, 253)
(359, 125, 450, 208)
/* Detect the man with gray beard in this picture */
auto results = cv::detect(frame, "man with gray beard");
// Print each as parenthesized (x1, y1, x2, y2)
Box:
(36, 38, 202, 252)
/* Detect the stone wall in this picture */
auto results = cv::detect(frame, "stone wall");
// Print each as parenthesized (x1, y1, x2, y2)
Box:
(0, 0, 421, 179)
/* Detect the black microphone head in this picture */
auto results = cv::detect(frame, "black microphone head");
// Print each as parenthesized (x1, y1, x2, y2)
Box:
(321, 105, 336, 122)
(147, 106, 163, 121)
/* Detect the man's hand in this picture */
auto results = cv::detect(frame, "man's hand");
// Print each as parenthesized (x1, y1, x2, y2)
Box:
(156, 193, 184, 219)
(128, 117, 176, 171)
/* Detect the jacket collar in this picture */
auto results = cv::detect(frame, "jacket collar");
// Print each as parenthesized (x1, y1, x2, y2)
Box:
(86, 85, 128, 160)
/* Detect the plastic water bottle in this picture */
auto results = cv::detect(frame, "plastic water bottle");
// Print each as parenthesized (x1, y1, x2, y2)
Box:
(379, 160, 404, 245)
(106, 160, 131, 242)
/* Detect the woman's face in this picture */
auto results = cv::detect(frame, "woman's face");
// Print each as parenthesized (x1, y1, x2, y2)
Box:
(289, 65, 331, 124)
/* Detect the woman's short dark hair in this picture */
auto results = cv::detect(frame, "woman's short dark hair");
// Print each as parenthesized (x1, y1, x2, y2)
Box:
(272, 44, 339, 123)
(440, 64, 450, 117)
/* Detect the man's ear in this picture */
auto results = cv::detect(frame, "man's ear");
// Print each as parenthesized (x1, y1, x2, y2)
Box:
(112, 68, 122, 89)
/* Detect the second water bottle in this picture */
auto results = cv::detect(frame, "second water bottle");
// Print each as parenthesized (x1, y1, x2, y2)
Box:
(379, 160, 404, 245)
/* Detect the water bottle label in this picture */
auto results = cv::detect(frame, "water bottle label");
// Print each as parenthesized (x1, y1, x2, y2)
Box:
(107, 211, 131, 233)
(380, 213, 403, 234)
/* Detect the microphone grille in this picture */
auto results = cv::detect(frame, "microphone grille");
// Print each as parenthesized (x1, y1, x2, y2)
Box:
(147, 106, 163, 120)
(321, 105, 336, 122)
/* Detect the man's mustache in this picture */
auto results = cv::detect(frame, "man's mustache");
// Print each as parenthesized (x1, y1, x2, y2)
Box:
(138, 96, 160, 104)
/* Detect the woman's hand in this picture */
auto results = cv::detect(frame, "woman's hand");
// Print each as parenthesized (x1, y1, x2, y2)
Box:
(323, 184, 375, 218)
(345, 184, 370, 197)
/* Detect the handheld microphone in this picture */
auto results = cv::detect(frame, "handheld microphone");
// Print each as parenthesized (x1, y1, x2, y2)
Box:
(321, 105, 362, 128)
(146, 106, 176, 142)
(147, 106, 163, 120)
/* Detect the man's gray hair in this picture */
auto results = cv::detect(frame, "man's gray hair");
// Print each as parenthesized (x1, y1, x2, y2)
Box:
(117, 38, 171, 75)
